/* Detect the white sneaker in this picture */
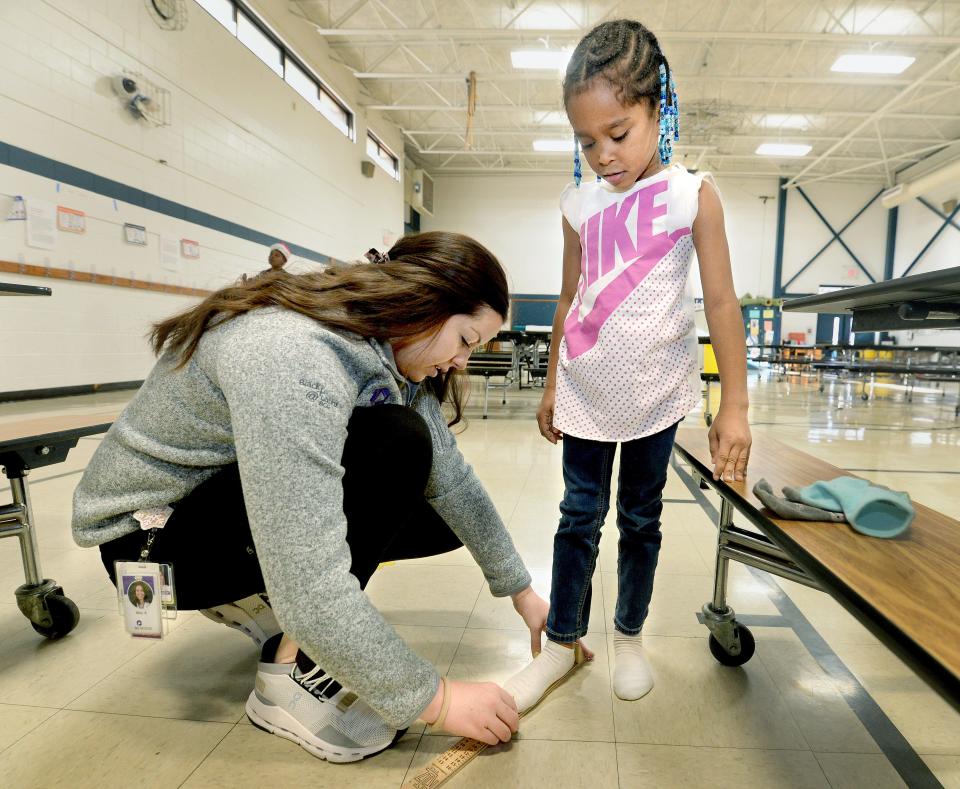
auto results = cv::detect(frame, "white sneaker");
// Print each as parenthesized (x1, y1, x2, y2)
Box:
(245, 660, 403, 763)
(200, 593, 281, 648)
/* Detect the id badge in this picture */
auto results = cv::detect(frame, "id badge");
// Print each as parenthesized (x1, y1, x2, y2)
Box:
(115, 561, 170, 638)
(158, 562, 177, 616)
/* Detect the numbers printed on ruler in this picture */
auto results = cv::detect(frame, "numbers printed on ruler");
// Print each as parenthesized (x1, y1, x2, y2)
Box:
(405, 738, 488, 789)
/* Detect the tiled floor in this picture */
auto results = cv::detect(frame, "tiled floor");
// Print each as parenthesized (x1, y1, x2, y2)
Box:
(1, 371, 959, 788)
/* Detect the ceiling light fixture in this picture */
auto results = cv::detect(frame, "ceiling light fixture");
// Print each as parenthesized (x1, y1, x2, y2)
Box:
(756, 143, 812, 157)
(511, 49, 572, 70)
(533, 138, 574, 152)
(831, 54, 915, 74)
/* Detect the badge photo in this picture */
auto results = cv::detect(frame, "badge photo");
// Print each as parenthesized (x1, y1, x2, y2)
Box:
(116, 562, 164, 639)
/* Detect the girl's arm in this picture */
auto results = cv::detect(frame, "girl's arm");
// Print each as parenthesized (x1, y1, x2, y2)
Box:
(692, 180, 752, 482)
(537, 216, 583, 443)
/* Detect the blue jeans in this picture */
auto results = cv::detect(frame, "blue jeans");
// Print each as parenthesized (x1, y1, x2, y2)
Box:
(546, 420, 680, 641)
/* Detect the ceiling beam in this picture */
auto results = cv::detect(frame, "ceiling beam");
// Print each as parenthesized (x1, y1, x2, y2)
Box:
(786, 45, 960, 186)
(425, 167, 889, 182)
(368, 104, 960, 122)
(409, 149, 930, 164)
(353, 71, 959, 88)
(790, 141, 951, 186)
(400, 128, 951, 145)
(330, 0, 371, 28)
(316, 28, 960, 46)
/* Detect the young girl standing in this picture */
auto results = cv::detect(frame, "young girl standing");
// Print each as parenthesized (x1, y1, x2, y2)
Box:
(505, 20, 752, 710)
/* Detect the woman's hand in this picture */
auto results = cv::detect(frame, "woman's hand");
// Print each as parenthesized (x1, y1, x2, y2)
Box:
(707, 406, 751, 482)
(512, 586, 549, 657)
(536, 389, 563, 444)
(422, 680, 520, 745)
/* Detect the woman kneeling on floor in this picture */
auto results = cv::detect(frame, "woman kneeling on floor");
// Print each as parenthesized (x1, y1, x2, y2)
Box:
(72, 232, 549, 763)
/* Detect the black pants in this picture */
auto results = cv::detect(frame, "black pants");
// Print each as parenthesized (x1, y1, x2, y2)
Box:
(99, 405, 463, 609)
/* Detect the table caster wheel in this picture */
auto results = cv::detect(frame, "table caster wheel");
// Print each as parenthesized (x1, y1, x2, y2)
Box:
(30, 594, 80, 640)
(708, 625, 755, 667)
(861, 392, 869, 401)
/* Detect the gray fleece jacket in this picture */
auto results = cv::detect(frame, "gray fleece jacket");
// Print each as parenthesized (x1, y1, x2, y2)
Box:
(72, 307, 531, 728)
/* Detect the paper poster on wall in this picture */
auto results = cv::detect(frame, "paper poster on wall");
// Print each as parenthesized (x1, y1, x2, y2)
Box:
(57, 206, 86, 234)
(160, 236, 181, 273)
(6, 196, 26, 221)
(124, 223, 147, 245)
(180, 239, 200, 259)
(25, 197, 56, 250)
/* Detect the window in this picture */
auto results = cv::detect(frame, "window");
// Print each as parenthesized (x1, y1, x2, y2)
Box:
(195, 0, 236, 33)
(237, 11, 282, 76)
(192, 0, 354, 138)
(285, 58, 320, 108)
(319, 87, 352, 138)
(367, 132, 400, 180)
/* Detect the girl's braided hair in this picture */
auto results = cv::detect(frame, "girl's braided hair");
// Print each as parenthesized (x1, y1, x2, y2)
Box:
(563, 20, 672, 115)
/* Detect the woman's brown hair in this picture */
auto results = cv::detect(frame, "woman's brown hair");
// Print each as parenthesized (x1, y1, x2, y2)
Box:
(150, 231, 509, 425)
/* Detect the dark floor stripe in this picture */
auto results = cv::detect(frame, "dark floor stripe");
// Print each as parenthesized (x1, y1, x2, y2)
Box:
(672, 457, 943, 789)
(696, 612, 790, 628)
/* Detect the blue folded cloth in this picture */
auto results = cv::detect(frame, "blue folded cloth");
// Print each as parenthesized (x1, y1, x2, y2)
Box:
(787, 476, 914, 538)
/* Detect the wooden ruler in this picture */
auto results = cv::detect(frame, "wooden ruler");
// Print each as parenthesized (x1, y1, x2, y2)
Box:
(401, 644, 586, 789)
(402, 736, 489, 788)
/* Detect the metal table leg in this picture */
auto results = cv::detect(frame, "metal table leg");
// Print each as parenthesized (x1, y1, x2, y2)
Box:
(701, 498, 756, 666)
(0, 468, 80, 639)
(703, 379, 713, 427)
(1, 472, 43, 586)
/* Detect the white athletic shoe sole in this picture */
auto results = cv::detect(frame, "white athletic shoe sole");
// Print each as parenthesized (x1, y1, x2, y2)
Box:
(200, 594, 281, 648)
(244, 690, 394, 763)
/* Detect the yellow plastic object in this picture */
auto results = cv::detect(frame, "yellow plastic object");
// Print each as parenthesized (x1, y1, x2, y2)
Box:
(863, 349, 877, 360)
(703, 343, 719, 375)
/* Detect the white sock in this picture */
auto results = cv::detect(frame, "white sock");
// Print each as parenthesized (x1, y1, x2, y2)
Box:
(502, 640, 576, 713)
(613, 632, 654, 700)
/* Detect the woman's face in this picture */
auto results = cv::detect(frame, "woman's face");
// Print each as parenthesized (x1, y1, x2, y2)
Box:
(268, 250, 287, 269)
(134, 585, 145, 603)
(393, 307, 503, 382)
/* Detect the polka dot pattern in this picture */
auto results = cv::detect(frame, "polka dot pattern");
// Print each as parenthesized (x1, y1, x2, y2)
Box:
(554, 171, 702, 442)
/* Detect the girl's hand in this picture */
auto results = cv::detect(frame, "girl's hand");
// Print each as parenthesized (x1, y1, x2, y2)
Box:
(536, 389, 564, 444)
(708, 407, 751, 482)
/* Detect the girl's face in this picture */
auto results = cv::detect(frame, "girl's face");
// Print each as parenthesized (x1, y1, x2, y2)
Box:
(567, 80, 661, 189)
(393, 307, 502, 382)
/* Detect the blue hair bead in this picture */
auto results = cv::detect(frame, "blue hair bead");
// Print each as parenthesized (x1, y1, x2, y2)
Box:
(658, 63, 680, 165)
(573, 133, 582, 187)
